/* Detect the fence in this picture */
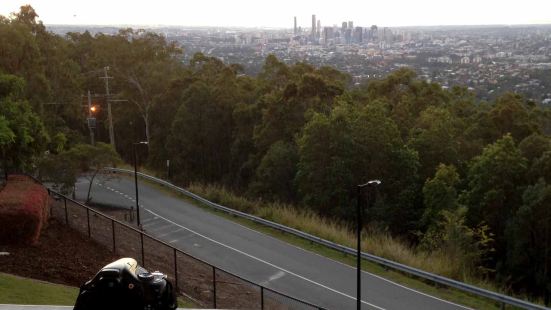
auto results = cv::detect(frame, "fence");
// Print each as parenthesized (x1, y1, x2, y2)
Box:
(104, 168, 549, 310)
(46, 187, 325, 310)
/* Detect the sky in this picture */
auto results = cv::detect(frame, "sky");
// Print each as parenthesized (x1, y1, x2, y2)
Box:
(1, 0, 551, 28)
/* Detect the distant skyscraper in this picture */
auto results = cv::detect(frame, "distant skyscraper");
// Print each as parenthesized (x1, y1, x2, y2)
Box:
(294, 16, 297, 34)
(348, 21, 353, 29)
(323, 26, 334, 45)
(371, 25, 378, 42)
(311, 14, 316, 40)
(342, 22, 347, 32)
(353, 26, 363, 43)
(317, 20, 321, 38)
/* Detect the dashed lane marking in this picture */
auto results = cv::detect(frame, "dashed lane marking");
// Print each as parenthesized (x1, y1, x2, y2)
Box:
(143, 207, 385, 310)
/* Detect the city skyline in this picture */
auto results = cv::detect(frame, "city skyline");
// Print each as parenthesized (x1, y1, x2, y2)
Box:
(1, 0, 551, 28)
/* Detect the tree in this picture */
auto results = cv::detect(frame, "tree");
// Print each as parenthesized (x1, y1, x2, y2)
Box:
(248, 141, 298, 201)
(39, 143, 121, 198)
(421, 164, 460, 229)
(296, 104, 356, 217)
(168, 80, 234, 183)
(506, 179, 551, 301)
(408, 107, 461, 180)
(0, 73, 48, 173)
(462, 134, 528, 259)
(420, 206, 494, 279)
(297, 101, 420, 232)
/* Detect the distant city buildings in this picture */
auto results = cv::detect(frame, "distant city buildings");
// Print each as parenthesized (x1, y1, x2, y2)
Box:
(48, 18, 551, 103)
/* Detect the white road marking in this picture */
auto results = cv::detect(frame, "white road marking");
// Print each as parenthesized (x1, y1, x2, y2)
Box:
(158, 229, 182, 238)
(143, 208, 385, 310)
(142, 222, 158, 229)
(169, 239, 179, 243)
(268, 271, 286, 282)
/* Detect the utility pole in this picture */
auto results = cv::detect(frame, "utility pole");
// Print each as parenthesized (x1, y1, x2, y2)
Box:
(87, 90, 95, 146)
(100, 66, 115, 147)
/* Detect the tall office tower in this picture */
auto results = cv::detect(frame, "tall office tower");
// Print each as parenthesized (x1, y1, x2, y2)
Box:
(311, 14, 316, 40)
(353, 27, 363, 43)
(348, 21, 353, 29)
(294, 16, 297, 34)
(345, 28, 352, 44)
(323, 27, 333, 45)
(371, 25, 378, 42)
(317, 20, 321, 38)
(342, 22, 347, 32)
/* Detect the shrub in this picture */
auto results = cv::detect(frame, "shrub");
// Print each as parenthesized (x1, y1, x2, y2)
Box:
(0, 175, 50, 244)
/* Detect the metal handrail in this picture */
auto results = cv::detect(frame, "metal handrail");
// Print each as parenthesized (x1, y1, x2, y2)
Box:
(46, 187, 324, 309)
(104, 167, 548, 310)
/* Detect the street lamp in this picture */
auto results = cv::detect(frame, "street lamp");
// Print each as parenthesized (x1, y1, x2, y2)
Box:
(356, 179, 381, 310)
(133, 141, 148, 227)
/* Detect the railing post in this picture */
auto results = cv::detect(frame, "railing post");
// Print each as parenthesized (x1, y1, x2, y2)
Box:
(500, 302, 505, 310)
(111, 220, 116, 253)
(140, 233, 145, 267)
(212, 266, 217, 309)
(173, 248, 178, 293)
(86, 208, 91, 237)
(260, 286, 264, 310)
(64, 197, 68, 225)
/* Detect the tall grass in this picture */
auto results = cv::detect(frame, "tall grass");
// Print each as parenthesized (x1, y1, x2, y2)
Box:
(188, 182, 462, 279)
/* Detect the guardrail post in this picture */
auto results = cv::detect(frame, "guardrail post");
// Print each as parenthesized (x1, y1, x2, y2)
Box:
(260, 286, 264, 310)
(500, 302, 505, 310)
(212, 266, 217, 309)
(86, 208, 91, 237)
(111, 220, 116, 253)
(173, 248, 178, 293)
(140, 233, 145, 267)
(64, 197, 68, 225)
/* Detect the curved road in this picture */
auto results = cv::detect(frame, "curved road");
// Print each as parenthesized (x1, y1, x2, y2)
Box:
(74, 174, 470, 310)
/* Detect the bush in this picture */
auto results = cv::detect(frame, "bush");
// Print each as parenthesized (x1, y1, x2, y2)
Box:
(0, 175, 50, 244)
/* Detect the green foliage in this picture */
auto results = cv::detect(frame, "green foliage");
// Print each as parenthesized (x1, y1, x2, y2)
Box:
(0, 73, 49, 172)
(462, 134, 528, 258)
(505, 179, 551, 297)
(422, 164, 460, 228)
(408, 107, 461, 180)
(296, 101, 420, 233)
(249, 141, 298, 201)
(420, 206, 494, 279)
(39, 143, 121, 194)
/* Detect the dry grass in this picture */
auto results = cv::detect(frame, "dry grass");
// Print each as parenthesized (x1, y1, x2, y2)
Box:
(188, 182, 461, 279)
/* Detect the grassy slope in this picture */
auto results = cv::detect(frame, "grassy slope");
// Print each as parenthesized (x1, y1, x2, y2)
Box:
(0, 273, 78, 305)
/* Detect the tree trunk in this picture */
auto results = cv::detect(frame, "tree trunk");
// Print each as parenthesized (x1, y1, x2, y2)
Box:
(86, 170, 100, 203)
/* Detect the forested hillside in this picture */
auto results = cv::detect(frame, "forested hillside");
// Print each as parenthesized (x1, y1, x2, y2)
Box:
(1, 6, 550, 302)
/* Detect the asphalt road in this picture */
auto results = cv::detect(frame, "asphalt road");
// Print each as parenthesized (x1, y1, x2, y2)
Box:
(74, 174, 471, 310)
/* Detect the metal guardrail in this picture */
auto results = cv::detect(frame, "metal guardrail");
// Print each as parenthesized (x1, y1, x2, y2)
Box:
(104, 167, 548, 310)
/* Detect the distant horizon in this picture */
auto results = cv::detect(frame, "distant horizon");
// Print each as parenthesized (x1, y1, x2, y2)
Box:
(43, 22, 551, 30)
(2, 0, 551, 29)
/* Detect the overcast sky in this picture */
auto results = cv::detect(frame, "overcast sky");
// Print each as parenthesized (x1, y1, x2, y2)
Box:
(1, 0, 551, 28)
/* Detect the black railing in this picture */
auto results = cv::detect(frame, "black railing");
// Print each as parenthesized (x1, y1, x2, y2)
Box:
(46, 187, 325, 310)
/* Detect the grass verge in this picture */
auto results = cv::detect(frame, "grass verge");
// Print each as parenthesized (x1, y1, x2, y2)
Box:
(0, 272, 198, 308)
(0, 273, 78, 305)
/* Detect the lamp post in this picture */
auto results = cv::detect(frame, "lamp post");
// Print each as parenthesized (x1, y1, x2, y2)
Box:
(356, 180, 381, 310)
(133, 141, 148, 227)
